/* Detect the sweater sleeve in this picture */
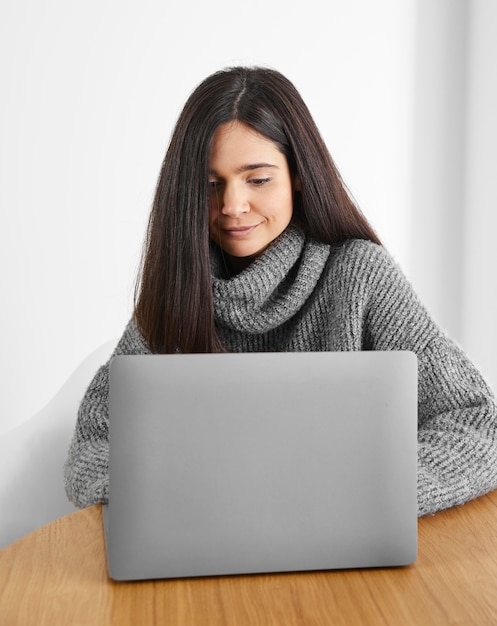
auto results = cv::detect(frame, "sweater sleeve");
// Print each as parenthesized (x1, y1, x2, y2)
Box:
(359, 242, 497, 517)
(63, 319, 151, 508)
(415, 336, 497, 516)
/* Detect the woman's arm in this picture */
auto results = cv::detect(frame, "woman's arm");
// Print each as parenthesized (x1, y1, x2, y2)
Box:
(415, 335, 497, 516)
(360, 243, 497, 516)
(63, 319, 150, 508)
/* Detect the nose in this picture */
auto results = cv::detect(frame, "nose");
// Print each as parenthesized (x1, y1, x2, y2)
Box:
(220, 183, 250, 217)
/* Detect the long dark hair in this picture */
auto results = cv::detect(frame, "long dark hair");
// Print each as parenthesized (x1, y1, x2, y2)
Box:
(134, 66, 381, 354)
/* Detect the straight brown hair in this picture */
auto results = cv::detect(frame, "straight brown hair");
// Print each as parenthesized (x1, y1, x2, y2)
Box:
(134, 66, 381, 354)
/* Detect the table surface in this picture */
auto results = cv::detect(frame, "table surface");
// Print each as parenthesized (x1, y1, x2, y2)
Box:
(1, 490, 497, 626)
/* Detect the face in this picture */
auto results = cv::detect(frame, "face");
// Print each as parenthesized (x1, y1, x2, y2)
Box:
(208, 122, 295, 268)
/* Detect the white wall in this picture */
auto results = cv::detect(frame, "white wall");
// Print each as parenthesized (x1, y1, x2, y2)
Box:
(9, 0, 494, 435)
(409, 0, 469, 341)
(460, 0, 497, 390)
(409, 0, 497, 391)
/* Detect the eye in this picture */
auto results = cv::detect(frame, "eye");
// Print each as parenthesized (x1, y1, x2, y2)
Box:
(209, 180, 222, 191)
(249, 177, 271, 186)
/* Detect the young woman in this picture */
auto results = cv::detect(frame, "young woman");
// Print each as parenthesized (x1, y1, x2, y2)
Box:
(64, 66, 497, 516)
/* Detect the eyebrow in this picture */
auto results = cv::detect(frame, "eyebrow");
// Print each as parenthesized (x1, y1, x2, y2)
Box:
(209, 163, 280, 175)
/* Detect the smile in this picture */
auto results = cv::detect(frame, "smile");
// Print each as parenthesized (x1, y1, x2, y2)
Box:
(222, 225, 260, 238)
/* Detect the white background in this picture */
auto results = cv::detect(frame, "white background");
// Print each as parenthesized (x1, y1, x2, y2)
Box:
(1, 0, 496, 433)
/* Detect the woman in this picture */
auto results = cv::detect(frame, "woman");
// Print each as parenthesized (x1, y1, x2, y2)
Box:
(64, 66, 497, 516)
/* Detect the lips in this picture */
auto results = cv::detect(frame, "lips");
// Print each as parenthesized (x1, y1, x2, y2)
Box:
(221, 224, 260, 237)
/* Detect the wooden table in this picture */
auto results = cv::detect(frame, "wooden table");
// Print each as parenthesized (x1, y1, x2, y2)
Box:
(1, 490, 497, 625)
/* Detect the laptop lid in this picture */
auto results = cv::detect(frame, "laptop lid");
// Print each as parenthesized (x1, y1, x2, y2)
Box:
(104, 351, 418, 580)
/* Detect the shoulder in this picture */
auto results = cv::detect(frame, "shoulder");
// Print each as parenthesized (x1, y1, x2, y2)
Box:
(113, 318, 152, 356)
(332, 237, 393, 262)
(331, 239, 438, 351)
(325, 238, 425, 327)
(327, 238, 403, 285)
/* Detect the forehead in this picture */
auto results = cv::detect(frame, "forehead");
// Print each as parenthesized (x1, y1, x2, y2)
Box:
(210, 122, 284, 166)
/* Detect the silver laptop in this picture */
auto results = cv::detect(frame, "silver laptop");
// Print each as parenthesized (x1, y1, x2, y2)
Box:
(104, 351, 418, 581)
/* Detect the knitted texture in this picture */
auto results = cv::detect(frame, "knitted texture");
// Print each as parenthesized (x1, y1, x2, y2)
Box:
(64, 226, 497, 515)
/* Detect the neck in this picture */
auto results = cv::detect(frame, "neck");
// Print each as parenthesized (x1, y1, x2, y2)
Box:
(225, 254, 257, 275)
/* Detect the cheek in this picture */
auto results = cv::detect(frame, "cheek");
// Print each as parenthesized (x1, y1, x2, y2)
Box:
(265, 188, 292, 215)
(275, 190, 294, 222)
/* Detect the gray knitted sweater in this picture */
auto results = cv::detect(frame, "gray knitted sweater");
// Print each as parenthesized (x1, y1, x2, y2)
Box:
(64, 226, 497, 516)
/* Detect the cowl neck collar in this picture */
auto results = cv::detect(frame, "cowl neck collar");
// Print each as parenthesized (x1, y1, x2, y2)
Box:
(211, 225, 330, 334)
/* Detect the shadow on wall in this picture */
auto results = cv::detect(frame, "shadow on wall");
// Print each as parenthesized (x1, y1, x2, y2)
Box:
(0, 339, 116, 550)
